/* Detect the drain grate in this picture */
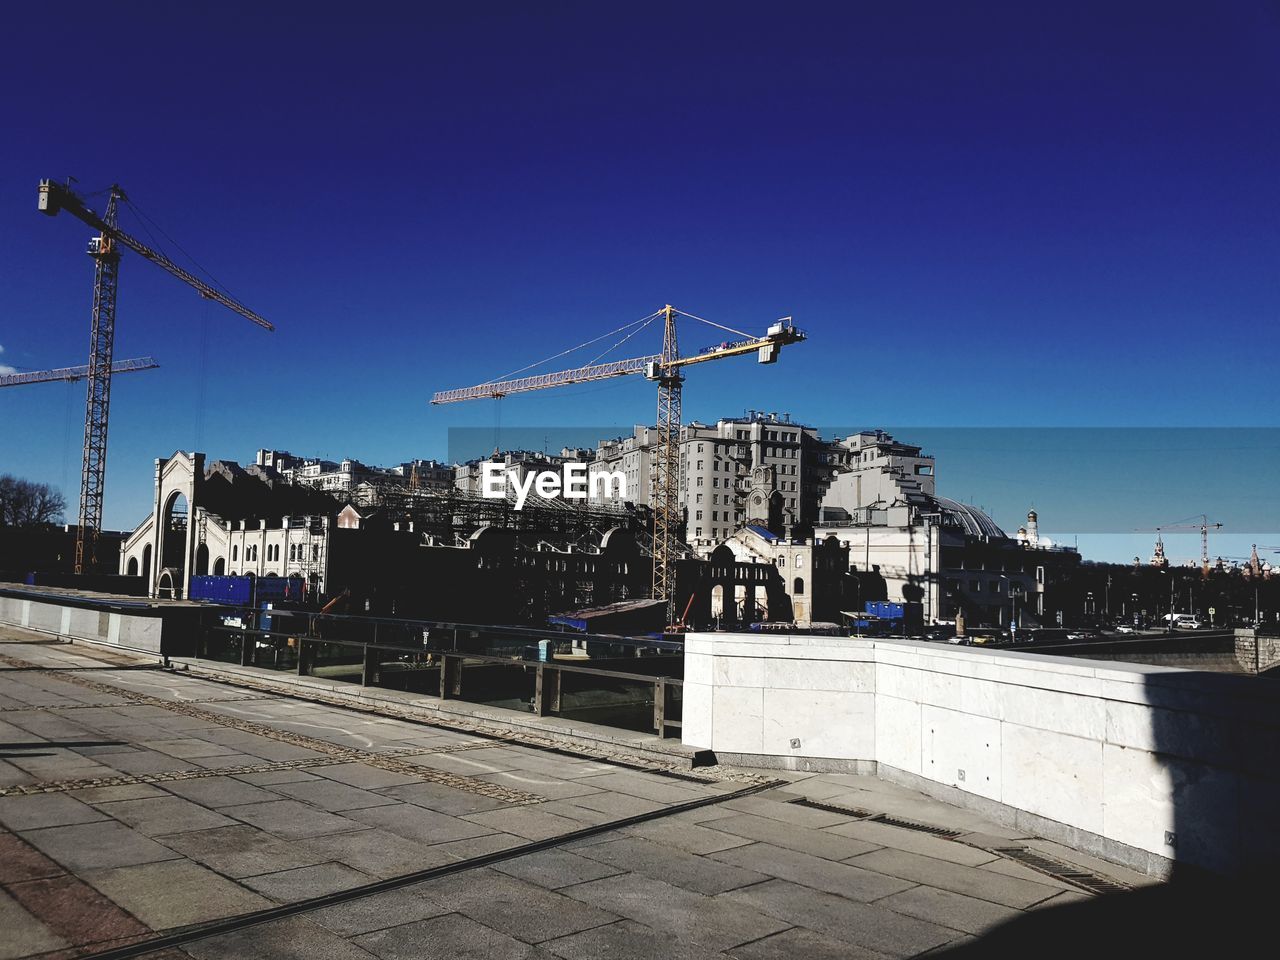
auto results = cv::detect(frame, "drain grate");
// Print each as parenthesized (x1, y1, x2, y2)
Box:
(784, 798, 963, 837)
(786, 797, 877, 819)
(994, 847, 1131, 895)
(872, 815, 964, 838)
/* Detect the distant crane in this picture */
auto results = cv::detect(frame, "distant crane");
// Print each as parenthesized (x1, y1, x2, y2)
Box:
(432, 305, 806, 616)
(1136, 515, 1224, 575)
(38, 179, 274, 572)
(0, 357, 158, 388)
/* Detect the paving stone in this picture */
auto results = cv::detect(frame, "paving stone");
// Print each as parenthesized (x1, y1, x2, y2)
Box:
(221, 799, 372, 840)
(876, 884, 1021, 935)
(310, 888, 449, 937)
(162, 775, 284, 807)
(569, 771, 707, 804)
(417, 868, 618, 943)
(430, 831, 529, 861)
(21, 820, 181, 871)
(544, 918, 726, 960)
(719, 793, 860, 829)
(296, 830, 456, 878)
(461, 805, 593, 841)
(493, 848, 626, 889)
(826, 819, 1000, 867)
(680, 805, 741, 824)
(235, 768, 323, 786)
(313, 762, 423, 789)
(71, 783, 168, 803)
(95, 795, 239, 836)
(847, 847, 1063, 909)
(0, 793, 107, 830)
(347, 802, 498, 844)
(156, 824, 334, 878)
(560, 790, 667, 820)
(5, 871, 148, 948)
(144, 737, 243, 759)
(0, 830, 64, 883)
(722, 878, 960, 956)
(706, 812, 882, 861)
(374, 780, 511, 816)
(183, 915, 383, 960)
(98, 748, 198, 776)
(617, 816, 753, 855)
(83, 858, 271, 929)
(0, 888, 66, 960)
(773, 776, 865, 802)
(0, 759, 32, 788)
(574, 836, 767, 895)
(271, 778, 403, 812)
(711, 841, 915, 901)
(355, 912, 545, 959)
(475, 771, 603, 802)
(539, 801, 615, 826)
(561, 872, 790, 952)
(727, 925, 890, 960)
(242, 861, 374, 902)
(402, 752, 520, 777)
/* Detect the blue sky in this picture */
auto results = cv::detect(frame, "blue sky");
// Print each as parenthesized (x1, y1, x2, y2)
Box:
(1, 1, 1276, 561)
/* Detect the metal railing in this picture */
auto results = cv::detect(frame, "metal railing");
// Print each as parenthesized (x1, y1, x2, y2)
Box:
(194, 613, 682, 738)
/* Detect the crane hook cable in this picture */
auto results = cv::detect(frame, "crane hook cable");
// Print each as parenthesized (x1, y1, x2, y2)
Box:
(485, 309, 663, 384)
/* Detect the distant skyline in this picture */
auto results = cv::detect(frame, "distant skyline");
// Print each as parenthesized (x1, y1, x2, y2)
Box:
(2, 2, 1276, 563)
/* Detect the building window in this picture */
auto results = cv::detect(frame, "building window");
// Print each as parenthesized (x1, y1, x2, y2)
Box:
(232, 545, 238, 561)
(696, 510, 703, 520)
(794, 577, 805, 595)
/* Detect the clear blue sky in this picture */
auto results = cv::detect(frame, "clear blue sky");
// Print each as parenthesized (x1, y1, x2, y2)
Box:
(1, 1, 1276, 561)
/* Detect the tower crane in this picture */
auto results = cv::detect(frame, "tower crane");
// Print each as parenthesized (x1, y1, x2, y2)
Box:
(1136, 515, 1224, 575)
(432, 305, 806, 617)
(37, 179, 274, 573)
(0, 357, 159, 388)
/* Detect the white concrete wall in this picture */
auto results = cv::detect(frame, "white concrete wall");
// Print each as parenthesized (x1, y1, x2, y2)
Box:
(0, 595, 164, 653)
(684, 633, 1280, 875)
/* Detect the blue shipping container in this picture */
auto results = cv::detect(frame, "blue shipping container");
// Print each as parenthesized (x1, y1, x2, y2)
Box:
(188, 575, 304, 606)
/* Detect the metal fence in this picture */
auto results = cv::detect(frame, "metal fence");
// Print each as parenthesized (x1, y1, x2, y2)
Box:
(193, 608, 683, 738)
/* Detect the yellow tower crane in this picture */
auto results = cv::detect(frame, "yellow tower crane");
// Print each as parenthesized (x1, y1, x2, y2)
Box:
(431, 305, 806, 618)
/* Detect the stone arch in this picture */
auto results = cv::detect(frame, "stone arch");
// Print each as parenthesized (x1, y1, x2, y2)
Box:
(195, 543, 209, 577)
(160, 491, 190, 588)
(794, 576, 805, 595)
(147, 451, 203, 599)
(213, 557, 225, 576)
(141, 544, 152, 586)
(127, 556, 139, 577)
(156, 568, 179, 599)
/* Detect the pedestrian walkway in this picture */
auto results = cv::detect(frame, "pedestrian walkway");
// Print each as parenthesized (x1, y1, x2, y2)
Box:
(0, 627, 1147, 960)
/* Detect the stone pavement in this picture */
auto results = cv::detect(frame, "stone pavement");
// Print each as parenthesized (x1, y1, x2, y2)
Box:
(0, 627, 1148, 960)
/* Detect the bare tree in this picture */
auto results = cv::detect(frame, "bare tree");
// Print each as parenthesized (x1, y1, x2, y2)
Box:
(0, 475, 67, 528)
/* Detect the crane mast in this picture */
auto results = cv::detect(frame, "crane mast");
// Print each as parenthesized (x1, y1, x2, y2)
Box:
(38, 178, 273, 573)
(651, 306, 683, 611)
(78, 187, 123, 574)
